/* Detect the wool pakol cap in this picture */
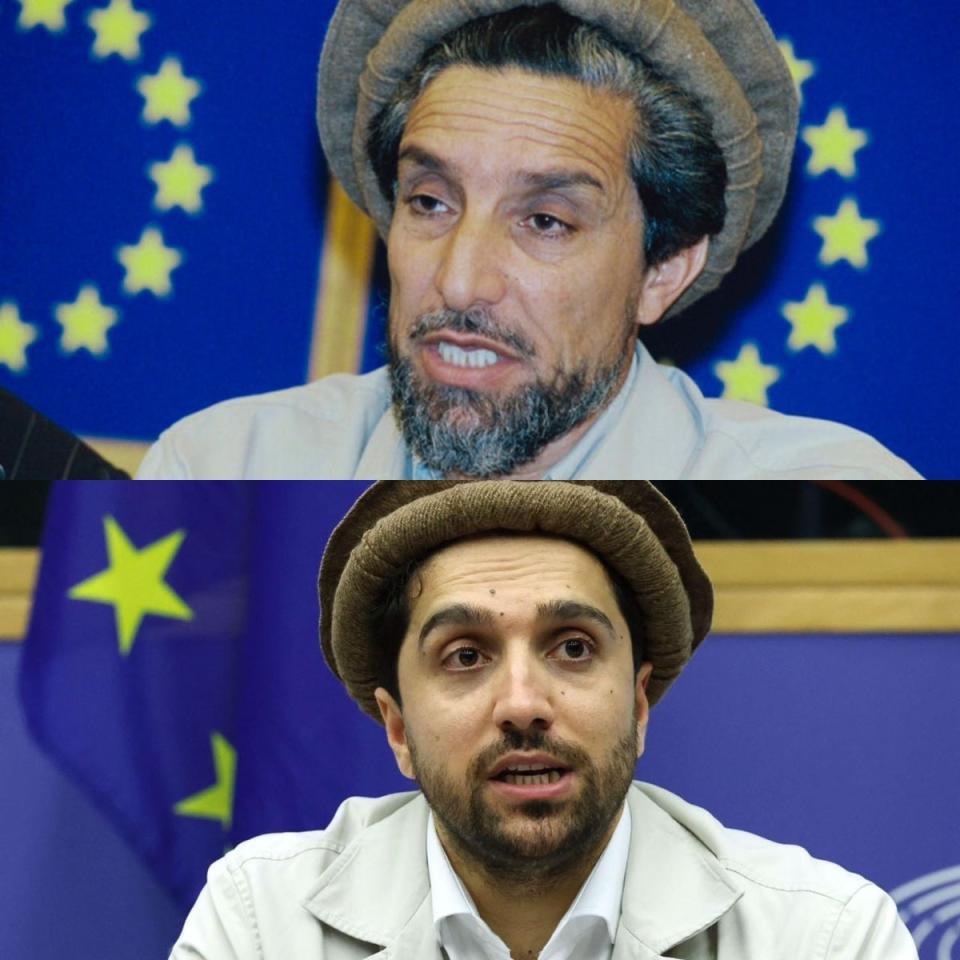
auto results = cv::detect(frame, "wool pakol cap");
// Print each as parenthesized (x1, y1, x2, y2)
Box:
(319, 481, 713, 723)
(317, 0, 798, 315)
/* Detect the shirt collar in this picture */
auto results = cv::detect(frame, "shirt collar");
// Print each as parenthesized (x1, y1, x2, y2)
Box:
(410, 346, 641, 481)
(426, 803, 631, 948)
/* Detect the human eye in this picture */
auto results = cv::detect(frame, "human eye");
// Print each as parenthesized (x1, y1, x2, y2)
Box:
(405, 193, 451, 217)
(548, 635, 595, 664)
(524, 212, 575, 238)
(441, 645, 488, 672)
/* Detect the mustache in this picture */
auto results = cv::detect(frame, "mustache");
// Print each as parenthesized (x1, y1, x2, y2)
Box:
(408, 308, 537, 361)
(471, 729, 589, 779)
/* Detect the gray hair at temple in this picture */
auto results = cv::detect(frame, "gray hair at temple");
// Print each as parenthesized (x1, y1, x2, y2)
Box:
(366, 3, 729, 269)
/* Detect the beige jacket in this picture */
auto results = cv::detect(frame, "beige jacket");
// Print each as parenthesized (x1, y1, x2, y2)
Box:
(171, 782, 918, 959)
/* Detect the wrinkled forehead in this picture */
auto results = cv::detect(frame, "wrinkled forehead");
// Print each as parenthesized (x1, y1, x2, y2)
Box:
(399, 65, 636, 198)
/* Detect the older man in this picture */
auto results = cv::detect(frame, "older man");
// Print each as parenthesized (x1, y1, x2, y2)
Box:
(139, 2, 920, 479)
(171, 481, 918, 959)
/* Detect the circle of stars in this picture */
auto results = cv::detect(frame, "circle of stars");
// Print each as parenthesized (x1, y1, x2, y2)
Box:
(4, 0, 215, 372)
(714, 37, 883, 405)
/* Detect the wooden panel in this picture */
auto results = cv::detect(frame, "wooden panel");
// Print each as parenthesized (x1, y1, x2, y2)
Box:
(697, 540, 960, 587)
(0, 550, 39, 641)
(0, 549, 39, 593)
(3, 542, 959, 641)
(82, 439, 148, 477)
(713, 586, 960, 633)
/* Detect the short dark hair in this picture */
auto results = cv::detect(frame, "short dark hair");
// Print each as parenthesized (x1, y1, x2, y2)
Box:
(370, 534, 646, 707)
(366, 4, 727, 267)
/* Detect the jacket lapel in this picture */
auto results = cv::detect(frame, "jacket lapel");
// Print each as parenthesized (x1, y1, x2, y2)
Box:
(302, 793, 443, 958)
(614, 785, 743, 958)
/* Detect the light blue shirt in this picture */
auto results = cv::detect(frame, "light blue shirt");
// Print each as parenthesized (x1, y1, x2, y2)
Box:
(138, 343, 921, 479)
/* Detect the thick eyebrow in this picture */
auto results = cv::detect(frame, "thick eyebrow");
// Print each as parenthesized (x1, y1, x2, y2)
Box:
(397, 145, 605, 196)
(418, 603, 496, 650)
(517, 170, 606, 196)
(536, 599, 616, 637)
(397, 145, 455, 179)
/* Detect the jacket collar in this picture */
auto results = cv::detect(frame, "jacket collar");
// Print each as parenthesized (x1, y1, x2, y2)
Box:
(302, 793, 439, 957)
(302, 785, 741, 959)
(577, 343, 705, 480)
(617, 786, 743, 956)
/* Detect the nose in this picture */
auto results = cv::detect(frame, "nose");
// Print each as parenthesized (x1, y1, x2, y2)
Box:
(490, 651, 555, 734)
(434, 211, 508, 312)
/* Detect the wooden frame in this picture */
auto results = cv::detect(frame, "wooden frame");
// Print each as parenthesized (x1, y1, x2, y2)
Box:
(3, 541, 959, 642)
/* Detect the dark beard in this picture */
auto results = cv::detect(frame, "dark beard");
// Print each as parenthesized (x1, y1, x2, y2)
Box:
(388, 308, 631, 479)
(408, 720, 638, 888)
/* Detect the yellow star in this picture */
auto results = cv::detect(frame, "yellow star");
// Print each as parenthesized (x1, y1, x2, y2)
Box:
(117, 226, 183, 296)
(174, 733, 237, 831)
(87, 0, 151, 61)
(16, 0, 75, 33)
(0, 302, 39, 373)
(714, 342, 782, 407)
(783, 283, 850, 355)
(68, 515, 193, 655)
(54, 285, 120, 356)
(137, 57, 201, 127)
(802, 107, 869, 178)
(779, 38, 816, 107)
(149, 144, 214, 214)
(814, 197, 881, 269)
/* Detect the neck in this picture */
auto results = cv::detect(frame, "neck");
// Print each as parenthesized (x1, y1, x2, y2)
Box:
(436, 809, 622, 959)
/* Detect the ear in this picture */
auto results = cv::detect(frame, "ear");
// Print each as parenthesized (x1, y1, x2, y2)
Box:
(374, 686, 416, 780)
(634, 236, 710, 328)
(634, 662, 654, 758)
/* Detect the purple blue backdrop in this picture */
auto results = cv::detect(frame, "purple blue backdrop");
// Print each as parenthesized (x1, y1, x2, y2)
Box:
(4, 482, 959, 958)
(1, 0, 957, 476)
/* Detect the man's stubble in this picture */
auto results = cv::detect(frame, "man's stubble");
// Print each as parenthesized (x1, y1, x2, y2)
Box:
(407, 713, 639, 890)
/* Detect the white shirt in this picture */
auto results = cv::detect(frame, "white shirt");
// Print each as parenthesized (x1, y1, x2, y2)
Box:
(137, 343, 921, 479)
(426, 804, 631, 960)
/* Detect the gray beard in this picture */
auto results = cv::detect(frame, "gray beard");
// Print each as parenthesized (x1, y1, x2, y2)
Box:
(388, 309, 630, 478)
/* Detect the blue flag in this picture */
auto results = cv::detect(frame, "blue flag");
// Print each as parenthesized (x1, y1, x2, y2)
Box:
(19, 480, 413, 909)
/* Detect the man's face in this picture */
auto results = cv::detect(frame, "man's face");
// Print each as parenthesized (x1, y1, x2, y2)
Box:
(386, 66, 652, 478)
(375, 534, 653, 883)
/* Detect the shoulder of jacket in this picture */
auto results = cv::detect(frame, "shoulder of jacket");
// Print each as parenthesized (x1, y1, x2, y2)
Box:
(695, 398, 920, 479)
(633, 782, 871, 905)
(221, 791, 423, 876)
(169, 368, 391, 431)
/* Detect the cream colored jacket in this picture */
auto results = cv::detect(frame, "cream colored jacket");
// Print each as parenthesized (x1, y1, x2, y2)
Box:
(170, 783, 918, 960)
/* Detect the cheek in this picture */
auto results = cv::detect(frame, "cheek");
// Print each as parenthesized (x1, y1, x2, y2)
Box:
(406, 692, 482, 756)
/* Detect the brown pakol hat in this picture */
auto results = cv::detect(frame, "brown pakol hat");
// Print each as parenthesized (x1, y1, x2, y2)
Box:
(319, 481, 712, 723)
(317, 0, 798, 316)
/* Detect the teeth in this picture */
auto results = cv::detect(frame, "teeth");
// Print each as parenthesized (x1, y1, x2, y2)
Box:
(437, 342, 501, 369)
(501, 770, 564, 786)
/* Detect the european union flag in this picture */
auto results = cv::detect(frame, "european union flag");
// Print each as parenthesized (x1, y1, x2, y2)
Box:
(19, 481, 412, 909)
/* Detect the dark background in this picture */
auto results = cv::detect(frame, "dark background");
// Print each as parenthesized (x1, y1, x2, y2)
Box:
(2, 481, 958, 545)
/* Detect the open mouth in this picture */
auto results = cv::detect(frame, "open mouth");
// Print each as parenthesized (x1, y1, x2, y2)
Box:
(436, 342, 503, 370)
(493, 766, 568, 786)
